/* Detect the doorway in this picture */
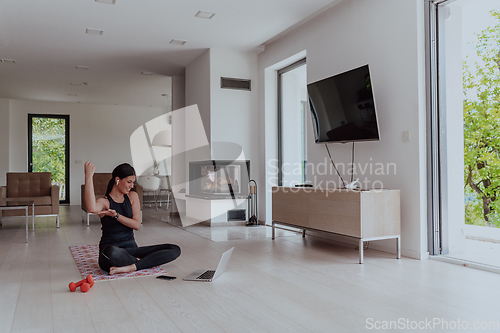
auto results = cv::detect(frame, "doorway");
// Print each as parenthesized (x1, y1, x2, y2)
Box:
(429, 0, 500, 269)
(28, 114, 70, 203)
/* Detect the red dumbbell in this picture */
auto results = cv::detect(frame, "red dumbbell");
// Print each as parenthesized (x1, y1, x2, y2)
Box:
(69, 275, 94, 292)
(80, 282, 91, 293)
(79, 275, 95, 293)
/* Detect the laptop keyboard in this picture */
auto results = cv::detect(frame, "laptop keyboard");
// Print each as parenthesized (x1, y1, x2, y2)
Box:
(196, 270, 215, 280)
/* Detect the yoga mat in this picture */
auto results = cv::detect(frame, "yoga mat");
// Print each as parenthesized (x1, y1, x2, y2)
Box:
(69, 244, 167, 281)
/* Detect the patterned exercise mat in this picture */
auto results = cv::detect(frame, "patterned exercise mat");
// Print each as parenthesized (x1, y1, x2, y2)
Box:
(69, 244, 167, 281)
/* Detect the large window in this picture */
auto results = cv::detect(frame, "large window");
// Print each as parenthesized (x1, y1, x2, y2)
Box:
(278, 58, 307, 187)
(428, 0, 500, 267)
(28, 114, 70, 203)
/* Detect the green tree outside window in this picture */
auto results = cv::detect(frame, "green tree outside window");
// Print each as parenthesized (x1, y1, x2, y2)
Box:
(32, 117, 66, 200)
(463, 10, 500, 228)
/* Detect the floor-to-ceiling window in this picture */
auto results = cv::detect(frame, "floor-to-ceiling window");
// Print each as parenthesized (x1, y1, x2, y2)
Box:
(28, 114, 70, 203)
(278, 58, 307, 187)
(428, 0, 500, 269)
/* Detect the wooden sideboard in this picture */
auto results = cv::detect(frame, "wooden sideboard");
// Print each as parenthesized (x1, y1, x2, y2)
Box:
(271, 187, 401, 263)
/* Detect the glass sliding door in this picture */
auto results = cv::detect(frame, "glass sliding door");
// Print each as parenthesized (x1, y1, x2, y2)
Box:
(278, 58, 308, 187)
(428, 0, 500, 266)
(28, 114, 70, 203)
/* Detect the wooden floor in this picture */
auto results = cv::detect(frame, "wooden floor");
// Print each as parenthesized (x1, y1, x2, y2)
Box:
(1, 206, 499, 333)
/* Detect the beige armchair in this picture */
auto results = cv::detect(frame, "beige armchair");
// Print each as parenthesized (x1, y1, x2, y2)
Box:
(0, 172, 60, 227)
(81, 173, 143, 226)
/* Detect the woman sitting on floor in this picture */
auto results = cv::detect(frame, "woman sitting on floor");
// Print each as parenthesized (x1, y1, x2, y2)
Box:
(84, 161, 180, 275)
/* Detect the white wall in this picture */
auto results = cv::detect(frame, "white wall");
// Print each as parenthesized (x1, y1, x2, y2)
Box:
(185, 49, 211, 145)
(170, 74, 186, 214)
(0, 98, 9, 186)
(7, 99, 164, 204)
(183, 48, 259, 180)
(258, 0, 428, 259)
(172, 75, 186, 112)
(209, 49, 259, 178)
(182, 49, 259, 222)
(183, 49, 212, 183)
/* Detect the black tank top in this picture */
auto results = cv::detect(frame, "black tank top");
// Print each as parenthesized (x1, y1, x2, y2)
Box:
(99, 194, 135, 249)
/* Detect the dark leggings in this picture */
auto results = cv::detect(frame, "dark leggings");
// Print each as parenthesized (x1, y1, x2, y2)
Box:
(99, 242, 181, 273)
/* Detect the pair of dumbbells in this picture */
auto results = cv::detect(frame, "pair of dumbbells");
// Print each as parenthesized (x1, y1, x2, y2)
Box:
(69, 275, 94, 293)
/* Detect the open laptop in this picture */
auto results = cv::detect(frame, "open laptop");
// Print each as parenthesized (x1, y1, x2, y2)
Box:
(183, 247, 234, 282)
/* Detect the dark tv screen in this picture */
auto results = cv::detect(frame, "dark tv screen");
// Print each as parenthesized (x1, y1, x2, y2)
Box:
(307, 64, 380, 143)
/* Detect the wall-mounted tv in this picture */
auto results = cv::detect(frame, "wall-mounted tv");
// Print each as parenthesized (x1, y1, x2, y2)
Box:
(307, 64, 380, 143)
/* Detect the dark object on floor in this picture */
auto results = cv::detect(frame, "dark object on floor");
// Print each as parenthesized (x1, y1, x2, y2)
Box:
(156, 275, 176, 281)
(246, 179, 259, 227)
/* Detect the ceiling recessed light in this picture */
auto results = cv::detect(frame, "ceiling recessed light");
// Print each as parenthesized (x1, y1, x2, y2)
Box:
(68, 93, 78, 96)
(170, 39, 187, 46)
(95, 0, 116, 4)
(86, 28, 104, 36)
(141, 72, 154, 75)
(0, 59, 16, 63)
(195, 11, 215, 19)
(75, 65, 90, 70)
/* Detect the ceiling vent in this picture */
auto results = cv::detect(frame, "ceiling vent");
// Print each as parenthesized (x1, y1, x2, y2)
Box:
(75, 65, 90, 70)
(195, 11, 215, 19)
(169, 39, 187, 46)
(86, 28, 104, 36)
(0, 59, 16, 63)
(220, 77, 251, 91)
(95, 0, 117, 4)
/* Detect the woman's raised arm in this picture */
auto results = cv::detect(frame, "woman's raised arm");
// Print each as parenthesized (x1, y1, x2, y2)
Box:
(84, 161, 106, 214)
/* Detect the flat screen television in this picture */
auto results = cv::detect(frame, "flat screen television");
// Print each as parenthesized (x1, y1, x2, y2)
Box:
(307, 64, 380, 143)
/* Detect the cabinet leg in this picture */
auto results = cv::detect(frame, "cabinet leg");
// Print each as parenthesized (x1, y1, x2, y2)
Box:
(25, 207, 28, 243)
(272, 221, 275, 240)
(359, 239, 364, 264)
(397, 236, 401, 259)
(302, 229, 306, 238)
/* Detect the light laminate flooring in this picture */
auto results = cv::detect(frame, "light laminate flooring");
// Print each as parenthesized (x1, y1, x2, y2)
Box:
(0, 206, 499, 333)
(151, 211, 300, 242)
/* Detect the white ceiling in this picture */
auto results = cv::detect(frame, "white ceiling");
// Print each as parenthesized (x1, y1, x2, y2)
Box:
(0, 0, 341, 107)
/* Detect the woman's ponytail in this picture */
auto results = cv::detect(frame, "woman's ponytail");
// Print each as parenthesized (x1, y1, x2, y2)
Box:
(105, 178, 115, 198)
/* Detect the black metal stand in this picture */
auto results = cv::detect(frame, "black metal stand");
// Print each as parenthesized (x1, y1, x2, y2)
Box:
(246, 179, 259, 227)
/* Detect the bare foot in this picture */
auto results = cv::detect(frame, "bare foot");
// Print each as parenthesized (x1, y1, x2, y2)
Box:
(109, 264, 137, 275)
